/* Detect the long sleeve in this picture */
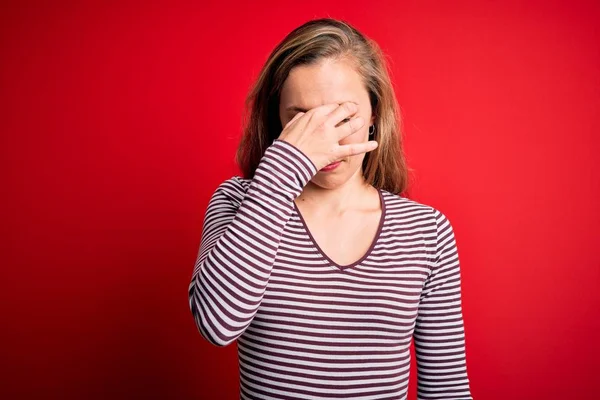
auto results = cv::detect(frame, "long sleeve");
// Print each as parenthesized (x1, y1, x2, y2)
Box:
(188, 139, 318, 347)
(414, 209, 473, 399)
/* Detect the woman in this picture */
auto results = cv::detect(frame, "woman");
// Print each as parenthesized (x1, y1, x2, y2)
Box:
(189, 18, 473, 400)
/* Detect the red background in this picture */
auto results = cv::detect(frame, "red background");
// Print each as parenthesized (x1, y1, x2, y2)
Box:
(2, 1, 599, 399)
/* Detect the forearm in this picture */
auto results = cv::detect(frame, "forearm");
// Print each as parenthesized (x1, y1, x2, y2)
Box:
(188, 139, 317, 346)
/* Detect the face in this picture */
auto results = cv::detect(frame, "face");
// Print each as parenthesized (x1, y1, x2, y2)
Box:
(278, 58, 375, 189)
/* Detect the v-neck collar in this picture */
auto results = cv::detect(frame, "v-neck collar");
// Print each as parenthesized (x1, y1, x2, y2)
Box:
(292, 187, 386, 271)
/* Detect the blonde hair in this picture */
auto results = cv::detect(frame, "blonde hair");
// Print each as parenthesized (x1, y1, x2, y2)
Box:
(236, 17, 413, 197)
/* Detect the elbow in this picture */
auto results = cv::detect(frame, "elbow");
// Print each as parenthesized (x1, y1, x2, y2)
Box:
(188, 290, 240, 348)
(192, 315, 239, 348)
(194, 320, 236, 347)
(203, 331, 237, 348)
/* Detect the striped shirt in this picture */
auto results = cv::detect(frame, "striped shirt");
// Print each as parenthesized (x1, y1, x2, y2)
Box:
(188, 139, 472, 399)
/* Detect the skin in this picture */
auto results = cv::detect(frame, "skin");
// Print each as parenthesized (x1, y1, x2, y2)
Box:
(278, 58, 382, 267)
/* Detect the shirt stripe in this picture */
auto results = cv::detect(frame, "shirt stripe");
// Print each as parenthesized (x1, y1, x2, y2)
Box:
(189, 139, 472, 399)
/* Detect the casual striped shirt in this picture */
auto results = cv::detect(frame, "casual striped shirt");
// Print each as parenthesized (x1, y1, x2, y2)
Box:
(188, 139, 473, 399)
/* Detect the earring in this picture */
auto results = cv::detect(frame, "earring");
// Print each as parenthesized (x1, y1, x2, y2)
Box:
(369, 124, 375, 136)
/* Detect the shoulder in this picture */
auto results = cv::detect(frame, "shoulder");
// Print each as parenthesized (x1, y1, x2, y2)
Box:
(210, 175, 252, 208)
(380, 189, 454, 234)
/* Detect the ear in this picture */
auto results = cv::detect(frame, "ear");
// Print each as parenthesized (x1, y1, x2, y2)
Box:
(370, 114, 376, 125)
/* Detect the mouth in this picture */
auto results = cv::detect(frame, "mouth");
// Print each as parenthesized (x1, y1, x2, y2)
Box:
(320, 160, 342, 171)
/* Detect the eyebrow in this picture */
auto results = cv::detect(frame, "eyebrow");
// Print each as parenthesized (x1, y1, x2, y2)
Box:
(286, 106, 309, 113)
(285, 102, 358, 113)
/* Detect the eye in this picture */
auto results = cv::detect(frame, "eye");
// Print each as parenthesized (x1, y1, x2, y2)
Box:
(335, 117, 354, 128)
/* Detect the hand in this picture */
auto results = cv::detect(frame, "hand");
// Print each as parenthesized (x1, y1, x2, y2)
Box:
(278, 102, 378, 171)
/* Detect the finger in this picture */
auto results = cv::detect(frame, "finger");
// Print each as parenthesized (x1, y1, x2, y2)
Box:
(284, 111, 305, 129)
(325, 101, 358, 128)
(312, 102, 344, 117)
(304, 103, 344, 131)
(336, 140, 378, 158)
(335, 115, 365, 141)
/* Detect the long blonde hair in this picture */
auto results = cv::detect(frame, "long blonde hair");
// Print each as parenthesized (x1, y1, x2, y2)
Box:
(235, 17, 413, 197)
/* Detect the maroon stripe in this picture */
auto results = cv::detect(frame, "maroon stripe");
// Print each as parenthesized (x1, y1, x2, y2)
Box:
(189, 139, 472, 398)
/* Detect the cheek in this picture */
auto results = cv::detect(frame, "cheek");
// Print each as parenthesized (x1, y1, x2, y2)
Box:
(280, 115, 289, 128)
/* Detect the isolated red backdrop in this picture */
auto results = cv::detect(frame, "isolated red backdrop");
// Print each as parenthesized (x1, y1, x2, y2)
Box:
(2, 1, 599, 399)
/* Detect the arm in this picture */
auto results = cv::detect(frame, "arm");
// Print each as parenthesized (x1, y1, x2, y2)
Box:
(414, 209, 473, 399)
(188, 139, 318, 347)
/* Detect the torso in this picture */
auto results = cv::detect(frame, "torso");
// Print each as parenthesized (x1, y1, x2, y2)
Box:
(292, 186, 384, 268)
(190, 139, 470, 399)
(239, 187, 435, 399)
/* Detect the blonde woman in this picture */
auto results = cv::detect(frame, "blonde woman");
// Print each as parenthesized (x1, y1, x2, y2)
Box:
(189, 17, 473, 400)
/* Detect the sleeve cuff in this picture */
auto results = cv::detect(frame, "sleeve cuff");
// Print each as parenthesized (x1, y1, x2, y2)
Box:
(272, 139, 319, 177)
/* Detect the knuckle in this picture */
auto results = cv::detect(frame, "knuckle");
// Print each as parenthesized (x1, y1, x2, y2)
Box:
(347, 118, 358, 131)
(321, 119, 334, 129)
(351, 116, 363, 129)
(343, 102, 357, 113)
(313, 121, 326, 133)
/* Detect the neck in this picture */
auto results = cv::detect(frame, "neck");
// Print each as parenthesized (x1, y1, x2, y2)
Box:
(295, 168, 373, 214)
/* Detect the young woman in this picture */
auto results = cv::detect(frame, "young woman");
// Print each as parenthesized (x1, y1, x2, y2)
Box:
(189, 18, 473, 400)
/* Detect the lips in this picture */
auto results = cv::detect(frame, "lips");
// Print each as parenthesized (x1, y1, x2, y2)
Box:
(320, 160, 342, 171)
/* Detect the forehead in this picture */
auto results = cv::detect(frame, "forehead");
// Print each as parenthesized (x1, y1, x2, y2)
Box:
(280, 59, 369, 111)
